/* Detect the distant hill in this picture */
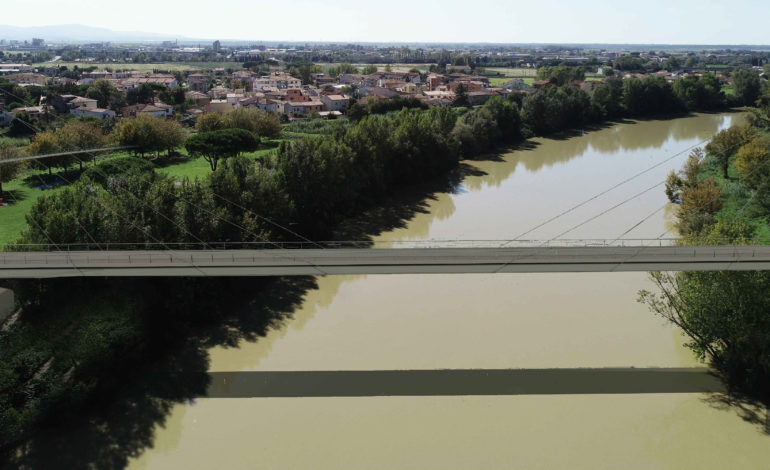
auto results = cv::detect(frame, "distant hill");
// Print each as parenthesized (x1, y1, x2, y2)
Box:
(0, 24, 188, 43)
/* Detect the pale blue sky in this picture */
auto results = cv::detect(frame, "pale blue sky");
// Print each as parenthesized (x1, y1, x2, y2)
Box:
(3, 0, 769, 44)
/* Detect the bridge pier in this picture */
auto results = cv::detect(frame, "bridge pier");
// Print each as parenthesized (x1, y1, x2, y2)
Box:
(0, 287, 15, 323)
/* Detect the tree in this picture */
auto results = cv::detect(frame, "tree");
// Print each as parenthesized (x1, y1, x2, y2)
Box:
(361, 65, 378, 75)
(195, 113, 224, 132)
(453, 84, 469, 107)
(185, 128, 259, 171)
(111, 114, 183, 158)
(705, 124, 756, 178)
(733, 70, 761, 106)
(536, 66, 584, 86)
(734, 136, 770, 189)
(0, 142, 26, 198)
(7, 112, 35, 137)
(639, 260, 770, 400)
(26, 130, 66, 174)
(126, 84, 157, 105)
(85, 79, 121, 109)
(676, 179, 723, 235)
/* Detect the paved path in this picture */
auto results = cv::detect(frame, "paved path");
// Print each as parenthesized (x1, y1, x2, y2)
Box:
(1, 245, 770, 278)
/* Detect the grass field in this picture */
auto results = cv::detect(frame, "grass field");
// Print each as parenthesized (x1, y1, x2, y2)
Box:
(41, 61, 244, 72)
(483, 67, 538, 78)
(0, 140, 284, 244)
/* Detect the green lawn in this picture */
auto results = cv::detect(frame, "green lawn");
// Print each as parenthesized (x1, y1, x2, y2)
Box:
(483, 67, 537, 78)
(0, 140, 285, 244)
(721, 85, 735, 96)
(1, 170, 72, 245)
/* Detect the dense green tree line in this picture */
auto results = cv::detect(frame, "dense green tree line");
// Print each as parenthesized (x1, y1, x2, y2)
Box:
(644, 114, 770, 402)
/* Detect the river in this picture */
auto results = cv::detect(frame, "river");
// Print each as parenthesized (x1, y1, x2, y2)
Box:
(128, 112, 770, 470)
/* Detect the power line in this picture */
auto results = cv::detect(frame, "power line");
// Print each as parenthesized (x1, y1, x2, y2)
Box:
(501, 139, 710, 245)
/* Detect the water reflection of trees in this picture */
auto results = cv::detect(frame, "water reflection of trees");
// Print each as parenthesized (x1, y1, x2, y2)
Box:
(464, 113, 739, 192)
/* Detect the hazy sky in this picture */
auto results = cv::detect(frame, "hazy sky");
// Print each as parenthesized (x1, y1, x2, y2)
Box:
(3, 0, 769, 44)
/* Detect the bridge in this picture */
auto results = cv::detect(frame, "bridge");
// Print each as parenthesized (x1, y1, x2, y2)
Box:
(1, 241, 769, 278)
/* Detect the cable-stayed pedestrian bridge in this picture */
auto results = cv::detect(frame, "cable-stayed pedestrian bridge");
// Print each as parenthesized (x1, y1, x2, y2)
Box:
(1, 240, 769, 278)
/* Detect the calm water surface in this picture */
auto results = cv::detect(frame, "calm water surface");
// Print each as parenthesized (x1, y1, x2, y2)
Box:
(129, 112, 770, 470)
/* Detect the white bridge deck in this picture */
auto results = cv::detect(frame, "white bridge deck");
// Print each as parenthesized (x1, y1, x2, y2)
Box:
(1, 245, 770, 278)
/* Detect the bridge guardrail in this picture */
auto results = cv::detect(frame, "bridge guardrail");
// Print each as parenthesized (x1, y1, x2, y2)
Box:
(1, 238, 768, 253)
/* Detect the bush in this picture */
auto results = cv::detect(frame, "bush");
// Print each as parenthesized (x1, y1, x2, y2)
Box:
(81, 156, 155, 186)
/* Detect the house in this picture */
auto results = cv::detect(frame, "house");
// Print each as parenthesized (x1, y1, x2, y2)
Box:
(338, 73, 365, 85)
(53, 77, 76, 87)
(254, 72, 301, 89)
(283, 100, 324, 117)
(500, 79, 530, 91)
(121, 74, 178, 89)
(226, 93, 245, 105)
(446, 64, 473, 74)
(187, 73, 210, 93)
(208, 86, 233, 99)
(423, 90, 456, 102)
(4, 73, 47, 86)
(359, 87, 399, 100)
(69, 96, 98, 109)
(466, 90, 496, 106)
(12, 105, 49, 116)
(82, 70, 112, 80)
(50, 95, 96, 113)
(426, 74, 445, 91)
(320, 94, 349, 112)
(285, 88, 310, 102)
(122, 103, 174, 118)
(206, 99, 233, 113)
(0, 63, 32, 73)
(70, 107, 115, 119)
(185, 90, 211, 106)
(238, 96, 279, 112)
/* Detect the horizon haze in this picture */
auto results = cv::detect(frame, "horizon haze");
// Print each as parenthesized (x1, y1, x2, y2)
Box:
(1, 0, 769, 45)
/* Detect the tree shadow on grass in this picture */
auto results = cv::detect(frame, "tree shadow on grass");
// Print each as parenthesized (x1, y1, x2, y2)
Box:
(0, 189, 27, 206)
(20, 167, 83, 189)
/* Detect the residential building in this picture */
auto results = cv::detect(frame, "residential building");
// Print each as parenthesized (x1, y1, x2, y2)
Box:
(187, 73, 210, 92)
(206, 99, 233, 113)
(185, 90, 211, 106)
(70, 107, 115, 119)
(320, 94, 350, 112)
(4, 73, 47, 86)
(283, 100, 324, 117)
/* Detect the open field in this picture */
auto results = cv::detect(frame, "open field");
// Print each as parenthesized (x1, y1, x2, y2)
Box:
(40, 61, 244, 72)
(315, 63, 433, 73)
(483, 67, 538, 77)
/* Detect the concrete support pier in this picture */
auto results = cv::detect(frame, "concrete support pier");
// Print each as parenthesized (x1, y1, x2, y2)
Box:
(0, 287, 15, 323)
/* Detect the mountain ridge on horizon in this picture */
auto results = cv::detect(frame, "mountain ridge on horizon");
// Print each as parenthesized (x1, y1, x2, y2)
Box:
(2, 24, 770, 49)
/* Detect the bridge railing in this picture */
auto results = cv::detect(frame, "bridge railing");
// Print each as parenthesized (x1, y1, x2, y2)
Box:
(1, 238, 764, 252)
